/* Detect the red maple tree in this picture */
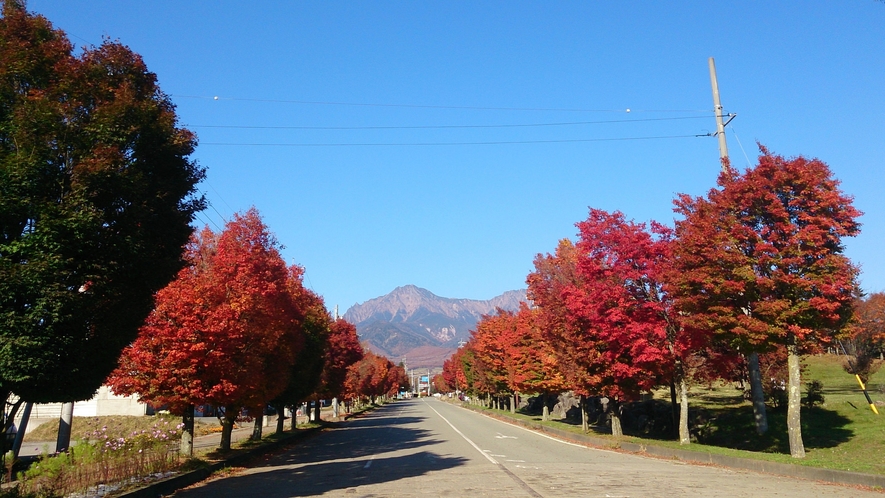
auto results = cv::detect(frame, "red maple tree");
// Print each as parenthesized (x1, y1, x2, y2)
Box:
(560, 209, 675, 436)
(527, 238, 602, 431)
(108, 209, 305, 451)
(345, 350, 392, 404)
(670, 149, 860, 457)
(441, 347, 469, 394)
(318, 319, 365, 400)
(270, 265, 332, 433)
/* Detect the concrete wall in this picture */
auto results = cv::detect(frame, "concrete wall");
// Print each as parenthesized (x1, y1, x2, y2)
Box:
(17, 386, 147, 432)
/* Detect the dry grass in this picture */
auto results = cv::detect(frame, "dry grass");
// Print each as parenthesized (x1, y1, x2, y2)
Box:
(23, 414, 223, 443)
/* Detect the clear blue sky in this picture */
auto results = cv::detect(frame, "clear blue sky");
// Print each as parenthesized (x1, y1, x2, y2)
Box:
(30, 1, 885, 311)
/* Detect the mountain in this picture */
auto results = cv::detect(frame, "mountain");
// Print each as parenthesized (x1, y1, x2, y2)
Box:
(342, 285, 527, 368)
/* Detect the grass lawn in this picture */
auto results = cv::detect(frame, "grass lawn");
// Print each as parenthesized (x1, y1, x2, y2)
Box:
(477, 354, 885, 475)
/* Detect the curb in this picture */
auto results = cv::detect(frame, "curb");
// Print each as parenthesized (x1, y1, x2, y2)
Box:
(461, 404, 885, 490)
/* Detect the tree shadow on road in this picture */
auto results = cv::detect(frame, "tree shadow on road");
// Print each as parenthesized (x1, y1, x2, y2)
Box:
(271, 420, 441, 463)
(176, 451, 468, 497)
(174, 402, 468, 497)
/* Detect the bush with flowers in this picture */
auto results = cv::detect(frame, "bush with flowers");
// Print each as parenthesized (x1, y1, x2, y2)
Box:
(16, 420, 183, 497)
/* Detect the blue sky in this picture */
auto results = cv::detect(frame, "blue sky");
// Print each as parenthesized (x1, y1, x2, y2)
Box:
(31, 1, 885, 311)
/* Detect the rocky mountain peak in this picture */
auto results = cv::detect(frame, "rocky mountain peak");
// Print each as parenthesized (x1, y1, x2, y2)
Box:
(342, 286, 527, 368)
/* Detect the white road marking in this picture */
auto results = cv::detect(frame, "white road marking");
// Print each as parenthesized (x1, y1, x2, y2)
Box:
(495, 433, 517, 439)
(423, 400, 499, 465)
(362, 403, 407, 471)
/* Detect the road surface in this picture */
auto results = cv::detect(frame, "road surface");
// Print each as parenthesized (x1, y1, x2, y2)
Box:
(172, 398, 879, 497)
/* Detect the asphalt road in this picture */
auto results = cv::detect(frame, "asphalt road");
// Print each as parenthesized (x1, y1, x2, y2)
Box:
(171, 398, 880, 497)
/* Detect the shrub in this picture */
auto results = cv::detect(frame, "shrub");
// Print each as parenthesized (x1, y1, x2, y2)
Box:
(803, 380, 826, 408)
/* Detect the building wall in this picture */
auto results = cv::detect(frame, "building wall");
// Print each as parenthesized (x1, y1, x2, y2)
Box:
(17, 386, 147, 432)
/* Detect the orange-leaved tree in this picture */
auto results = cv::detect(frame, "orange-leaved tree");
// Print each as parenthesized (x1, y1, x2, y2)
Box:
(508, 304, 567, 421)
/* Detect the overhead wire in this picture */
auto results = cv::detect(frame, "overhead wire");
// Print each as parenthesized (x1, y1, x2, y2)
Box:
(199, 134, 705, 147)
(187, 115, 709, 131)
(173, 94, 710, 114)
(204, 180, 236, 216)
(729, 127, 754, 168)
(193, 210, 221, 231)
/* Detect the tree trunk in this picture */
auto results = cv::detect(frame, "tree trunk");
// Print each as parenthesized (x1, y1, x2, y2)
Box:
(12, 402, 33, 459)
(678, 376, 690, 445)
(747, 352, 769, 435)
(332, 397, 339, 419)
(56, 402, 74, 453)
(251, 412, 263, 441)
(541, 392, 549, 422)
(274, 404, 285, 434)
(787, 341, 806, 458)
(2, 395, 22, 435)
(291, 406, 298, 431)
(313, 399, 321, 422)
(510, 393, 516, 414)
(180, 405, 195, 457)
(220, 406, 237, 451)
(669, 380, 679, 439)
(580, 394, 589, 433)
(610, 400, 623, 437)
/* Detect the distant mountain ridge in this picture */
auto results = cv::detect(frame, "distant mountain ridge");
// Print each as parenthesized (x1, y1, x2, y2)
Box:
(343, 285, 527, 368)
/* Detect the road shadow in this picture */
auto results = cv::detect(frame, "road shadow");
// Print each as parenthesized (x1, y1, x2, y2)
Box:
(268, 423, 442, 464)
(174, 401, 468, 496)
(338, 415, 427, 429)
(176, 451, 468, 497)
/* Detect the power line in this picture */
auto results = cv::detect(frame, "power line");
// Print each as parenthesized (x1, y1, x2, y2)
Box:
(204, 180, 236, 216)
(194, 210, 222, 231)
(205, 198, 229, 225)
(199, 134, 705, 147)
(187, 115, 709, 131)
(173, 94, 710, 114)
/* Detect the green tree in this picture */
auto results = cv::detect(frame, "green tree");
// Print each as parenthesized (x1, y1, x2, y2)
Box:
(0, 1, 204, 405)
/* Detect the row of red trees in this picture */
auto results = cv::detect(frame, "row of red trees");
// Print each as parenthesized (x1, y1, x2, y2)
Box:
(440, 150, 863, 458)
(106, 209, 405, 452)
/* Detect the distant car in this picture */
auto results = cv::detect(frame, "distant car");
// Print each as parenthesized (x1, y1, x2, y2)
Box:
(433, 393, 442, 397)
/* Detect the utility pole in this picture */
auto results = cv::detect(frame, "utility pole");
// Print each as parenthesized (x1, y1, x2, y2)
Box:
(710, 57, 766, 434)
(708, 57, 729, 171)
